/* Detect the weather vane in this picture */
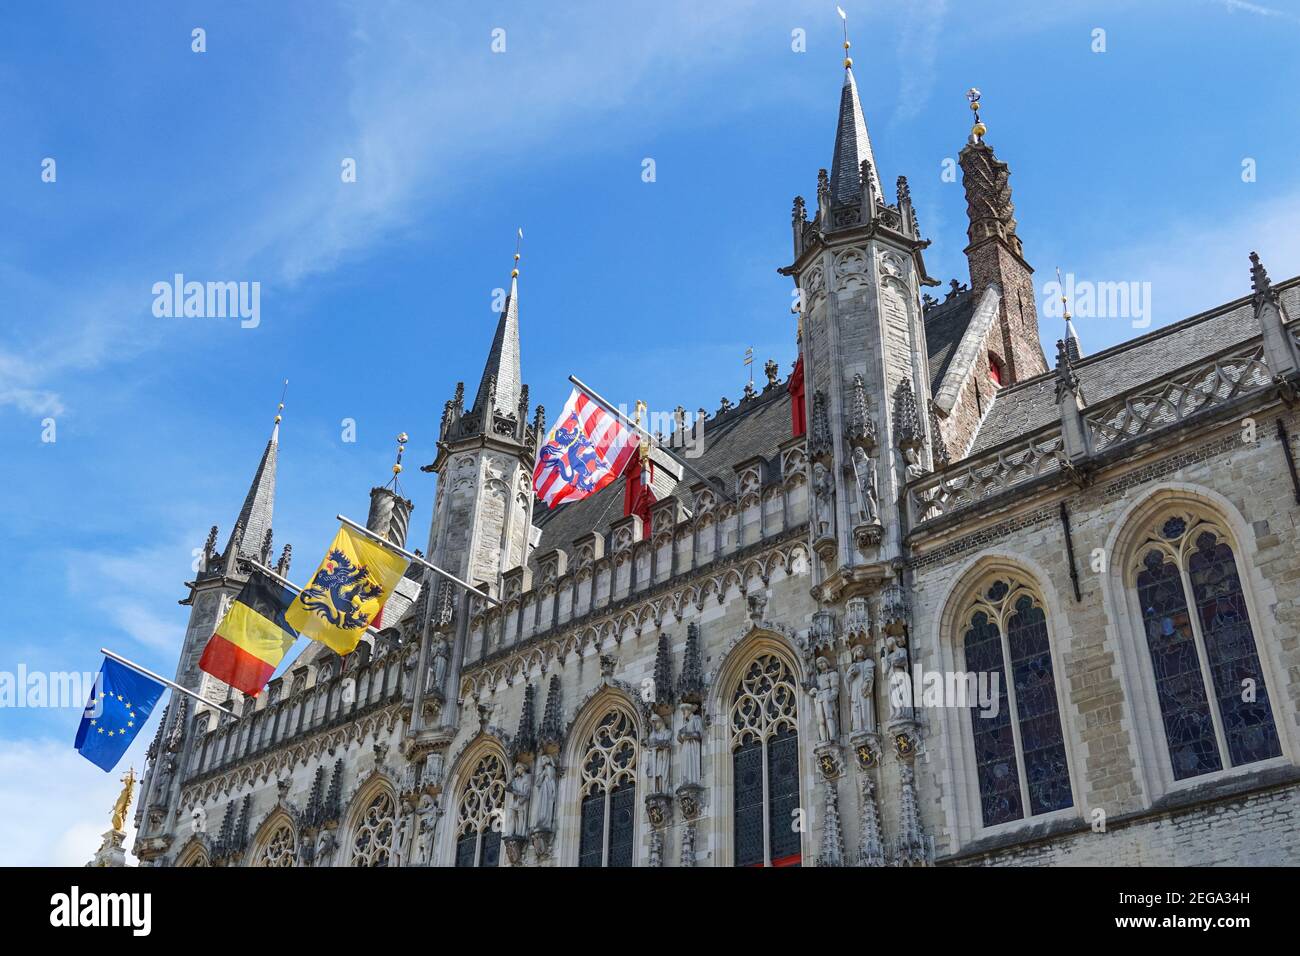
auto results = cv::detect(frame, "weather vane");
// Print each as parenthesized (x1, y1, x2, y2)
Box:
(388, 432, 409, 492)
(967, 88, 986, 142)
(837, 6, 852, 69)
(513, 227, 523, 278)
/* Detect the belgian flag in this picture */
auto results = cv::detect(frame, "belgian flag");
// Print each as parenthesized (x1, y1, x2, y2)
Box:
(199, 568, 299, 696)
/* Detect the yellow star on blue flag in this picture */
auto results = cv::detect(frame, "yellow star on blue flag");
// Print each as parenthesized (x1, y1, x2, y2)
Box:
(74, 657, 165, 772)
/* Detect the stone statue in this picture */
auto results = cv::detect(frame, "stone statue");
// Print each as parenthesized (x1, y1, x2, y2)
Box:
(677, 703, 703, 787)
(884, 636, 911, 723)
(903, 446, 925, 482)
(845, 644, 877, 733)
(427, 638, 449, 696)
(813, 462, 834, 538)
(810, 657, 840, 743)
(314, 828, 336, 868)
(646, 713, 673, 795)
(415, 793, 439, 865)
(531, 753, 557, 833)
(505, 762, 532, 838)
(111, 768, 136, 833)
(851, 446, 878, 523)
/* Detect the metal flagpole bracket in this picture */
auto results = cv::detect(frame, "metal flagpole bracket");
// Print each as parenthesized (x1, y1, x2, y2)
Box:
(567, 374, 735, 503)
(99, 648, 234, 717)
(336, 515, 503, 607)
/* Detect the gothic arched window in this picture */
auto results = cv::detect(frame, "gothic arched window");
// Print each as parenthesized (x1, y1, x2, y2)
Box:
(578, 708, 638, 867)
(349, 789, 397, 867)
(730, 653, 801, 866)
(962, 579, 1072, 827)
(454, 753, 506, 867)
(252, 820, 296, 867)
(1133, 514, 1281, 780)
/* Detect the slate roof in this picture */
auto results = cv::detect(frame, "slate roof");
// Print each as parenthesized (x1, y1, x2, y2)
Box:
(530, 383, 796, 571)
(967, 278, 1300, 455)
(923, 288, 979, 393)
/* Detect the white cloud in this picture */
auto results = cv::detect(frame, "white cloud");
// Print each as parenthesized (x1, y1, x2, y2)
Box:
(0, 737, 143, 866)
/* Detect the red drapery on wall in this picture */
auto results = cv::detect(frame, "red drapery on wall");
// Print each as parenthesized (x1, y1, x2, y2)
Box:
(788, 354, 807, 437)
(623, 454, 656, 526)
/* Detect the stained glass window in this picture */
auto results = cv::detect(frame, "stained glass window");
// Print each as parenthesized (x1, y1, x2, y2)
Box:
(577, 708, 638, 867)
(961, 580, 1072, 827)
(730, 653, 801, 866)
(1134, 516, 1280, 779)
(454, 753, 507, 867)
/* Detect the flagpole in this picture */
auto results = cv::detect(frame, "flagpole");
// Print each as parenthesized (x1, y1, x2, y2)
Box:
(336, 515, 503, 607)
(99, 648, 234, 717)
(567, 374, 736, 502)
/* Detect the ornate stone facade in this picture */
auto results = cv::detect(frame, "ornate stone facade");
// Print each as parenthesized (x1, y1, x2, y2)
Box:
(132, 58, 1300, 869)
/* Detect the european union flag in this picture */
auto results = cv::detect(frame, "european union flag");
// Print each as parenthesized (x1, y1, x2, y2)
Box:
(74, 657, 166, 772)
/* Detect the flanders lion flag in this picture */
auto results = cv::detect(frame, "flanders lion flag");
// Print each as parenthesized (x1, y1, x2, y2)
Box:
(286, 524, 410, 655)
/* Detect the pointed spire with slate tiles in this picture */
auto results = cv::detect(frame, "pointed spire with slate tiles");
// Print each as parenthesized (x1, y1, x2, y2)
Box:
(222, 393, 283, 566)
(471, 243, 523, 425)
(829, 10, 881, 205)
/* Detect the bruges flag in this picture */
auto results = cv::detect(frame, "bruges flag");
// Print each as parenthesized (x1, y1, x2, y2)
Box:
(199, 567, 300, 696)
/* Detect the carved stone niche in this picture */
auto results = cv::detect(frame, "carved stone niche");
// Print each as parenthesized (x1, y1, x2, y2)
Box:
(849, 730, 882, 771)
(879, 583, 910, 636)
(809, 608, 836, 653)
(844, 598, 870, 640)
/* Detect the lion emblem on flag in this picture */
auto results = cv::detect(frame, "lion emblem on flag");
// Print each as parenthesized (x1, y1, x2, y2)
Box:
(539, 414, 603, 493)
(298, 549, 384, 631)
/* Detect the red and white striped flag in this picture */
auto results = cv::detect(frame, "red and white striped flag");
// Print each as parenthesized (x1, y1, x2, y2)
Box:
(533, 388, 639, 508)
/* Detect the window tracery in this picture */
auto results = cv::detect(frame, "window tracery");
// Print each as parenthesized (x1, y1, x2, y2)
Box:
(454, 753, 506, 867)
(730, 653, 801, 866)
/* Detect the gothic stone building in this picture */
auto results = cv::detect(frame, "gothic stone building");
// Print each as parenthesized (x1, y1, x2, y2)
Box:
(131, 62, 1300, 868)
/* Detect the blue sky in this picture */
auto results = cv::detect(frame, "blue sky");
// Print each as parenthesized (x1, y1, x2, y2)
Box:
(1, 0, 1298, 864)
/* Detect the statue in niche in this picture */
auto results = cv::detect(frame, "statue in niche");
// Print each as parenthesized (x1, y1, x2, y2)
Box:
(426, 638, 449, 696)
(903, 446, 926, 483)
(314, 829, 336, 868)
(851, 446, 879, 523)
(884, 636, 911, 724)
(809, 656, 841, 743)
(505, 762, 532, 838)
(646, 713, 673, 795)
(531, 753, 557, 833)
(677, 703, 703, 788)
(415, 792, 439, 865)
(813, 462, 835, 538)
(846, 643, 877, 733)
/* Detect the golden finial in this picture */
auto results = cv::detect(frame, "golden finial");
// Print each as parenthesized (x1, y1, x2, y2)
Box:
(393, 432, 408, 475)
(1055, 267, 1071, 322)
(511, 227, 523, 278)
(274, 379, 288, 424)
(837, 6, 852, 68)
(967, 88, 986, 141)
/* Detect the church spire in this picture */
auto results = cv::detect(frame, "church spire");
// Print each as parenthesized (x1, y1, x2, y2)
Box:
(470, 233, 523, 422)
(829, 8, 881, 204)
(223, 386, 283, 564)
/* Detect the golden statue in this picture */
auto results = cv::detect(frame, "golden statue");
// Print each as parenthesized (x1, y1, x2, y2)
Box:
(111, 767, 136, 833)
